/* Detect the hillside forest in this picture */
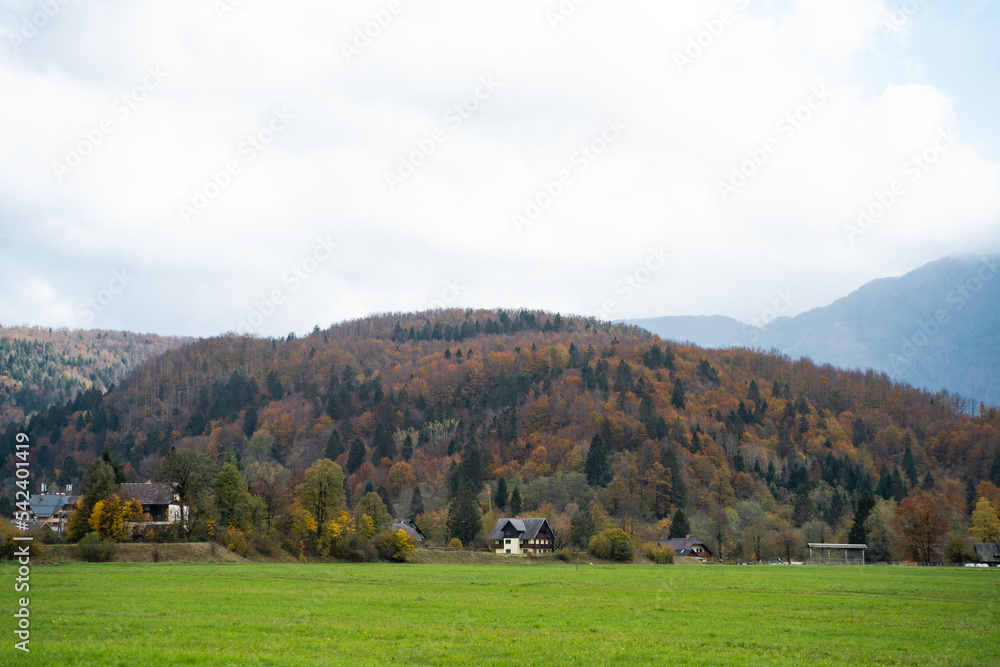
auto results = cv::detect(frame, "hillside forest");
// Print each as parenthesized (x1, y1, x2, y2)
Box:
(0, 326, 190, 428)
(3, 310, 1000, 564)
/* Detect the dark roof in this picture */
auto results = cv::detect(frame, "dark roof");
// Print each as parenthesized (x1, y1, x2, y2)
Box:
(392, 519, 425, 543)
(119, 483, 175, 506)
(659, 536, 712, 557)
(975, 543, 1000, 563)
(488, 518, 550, 541)
(28, 494, 74, 518)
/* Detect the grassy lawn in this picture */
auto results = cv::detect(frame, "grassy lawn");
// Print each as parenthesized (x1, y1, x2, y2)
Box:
(2, 560, 998, 666)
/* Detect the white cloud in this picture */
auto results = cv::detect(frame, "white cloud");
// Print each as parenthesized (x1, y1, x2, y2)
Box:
(0, 0, 997, 336)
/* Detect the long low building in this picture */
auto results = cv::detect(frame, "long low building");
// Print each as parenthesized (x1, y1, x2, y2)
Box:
(808, 543, 868, 564)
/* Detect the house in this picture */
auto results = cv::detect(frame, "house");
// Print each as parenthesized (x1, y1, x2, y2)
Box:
(119, 481, 186, 526)
(392, 518, 425, 545)
(659, 535, 713, 559)
(975, 543, 1000, 566)
(16, 494, 79, 536)
(488, 518, 554, 554)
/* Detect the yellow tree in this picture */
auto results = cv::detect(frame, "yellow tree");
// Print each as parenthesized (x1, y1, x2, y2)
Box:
(89, 494, 143, 542)
(971, 497, 1000, 543)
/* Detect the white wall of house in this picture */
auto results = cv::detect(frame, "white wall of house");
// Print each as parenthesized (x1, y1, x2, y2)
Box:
(496, 537, 522, 554)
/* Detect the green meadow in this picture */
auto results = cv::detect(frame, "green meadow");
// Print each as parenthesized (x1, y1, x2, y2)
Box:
(2, 561, 998, 666)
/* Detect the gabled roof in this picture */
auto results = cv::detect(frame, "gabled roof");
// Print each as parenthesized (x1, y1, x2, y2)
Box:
(975, 542, 1000, 563)
(488, 518, 550, 541)
(27, 494, 74, 518)
(392, 519, 425, 543)
(659, 536, 711, 557)
(119, 482, 175, 506)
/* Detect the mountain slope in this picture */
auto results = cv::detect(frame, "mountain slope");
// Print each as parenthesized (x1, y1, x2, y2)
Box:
(4, 309, 997, 557)
(0, 326, 192, 427)
(629, 254, 1000, 406)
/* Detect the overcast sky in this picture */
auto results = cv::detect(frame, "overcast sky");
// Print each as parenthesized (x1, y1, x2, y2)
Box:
(1, 0, 998, 338)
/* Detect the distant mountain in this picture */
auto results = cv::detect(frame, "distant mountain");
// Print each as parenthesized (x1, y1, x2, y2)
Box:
(0, 326, 192, 427)
(628, 254, 1000, 407)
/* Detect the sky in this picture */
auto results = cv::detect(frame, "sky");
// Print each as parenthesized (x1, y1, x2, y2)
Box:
(0, 0, 998, 338)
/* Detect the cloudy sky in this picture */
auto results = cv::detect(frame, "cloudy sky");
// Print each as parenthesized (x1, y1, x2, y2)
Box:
(1, 0, 998, 337)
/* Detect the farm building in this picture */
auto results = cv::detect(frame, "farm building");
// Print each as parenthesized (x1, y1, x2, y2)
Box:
(808, 543, 867, 564)
(974, 543, 1000, 566)
(392, 519, 425, 545)
(659, 535, 712, 559)
(488, 518, 554, 554)
(119, 481, 186, 526)
(17, 494, 79, 536)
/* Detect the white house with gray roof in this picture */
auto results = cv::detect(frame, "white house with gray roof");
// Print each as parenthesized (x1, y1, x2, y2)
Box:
(488, 518, 554, 554)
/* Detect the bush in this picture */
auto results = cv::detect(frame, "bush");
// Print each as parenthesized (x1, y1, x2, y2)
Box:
(340, 533, 377, 562)
(0, 521, 47, 559)
(77, 532, 118, 563)
(642, 542, 675, 564)
(223, 527, 250, 558)
(589, 529, 634, 562)
(373, 529, 416, 563)
(449, 537, 463, 550)
(555, 548, 571, 562)
(250, 530, 281, 557)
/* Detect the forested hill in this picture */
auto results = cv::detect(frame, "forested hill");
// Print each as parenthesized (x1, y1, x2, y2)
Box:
(0, 326, 191, 428)
(4, 309, 999, 552)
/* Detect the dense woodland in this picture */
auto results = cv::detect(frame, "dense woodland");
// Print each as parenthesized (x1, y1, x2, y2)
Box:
(0, 326, 190, 427)
(3, 309, 1000, 563)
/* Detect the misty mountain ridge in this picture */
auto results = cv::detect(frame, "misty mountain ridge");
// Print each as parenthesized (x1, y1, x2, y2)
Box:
(628, 254, 1000, 407)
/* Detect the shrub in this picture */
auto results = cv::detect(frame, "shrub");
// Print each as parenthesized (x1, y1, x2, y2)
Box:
(589, 529, 634, 562)
(555, 548, 571, 562)
(223, 527, 250, 558)
(77, 532, 118, 563)
(642, 542, 675, 564)
(449, 537, 463, 550)
(373, 529, 416, 563)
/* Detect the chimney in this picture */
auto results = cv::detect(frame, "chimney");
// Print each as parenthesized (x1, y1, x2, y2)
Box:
(686, 534, 690, 539)
(146, 479, 151, 484)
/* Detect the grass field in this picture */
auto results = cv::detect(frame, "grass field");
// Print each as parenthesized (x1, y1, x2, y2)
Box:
(2, 560, 998, 666)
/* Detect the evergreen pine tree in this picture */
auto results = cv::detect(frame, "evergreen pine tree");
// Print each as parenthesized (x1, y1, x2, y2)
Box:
(902, 446, 918, 485)
(377, 485, 395, 518)
(671, 378, 686, 410)
(847, 491, 875, 545)
(509, 487, 523, 515)
(408, 486, 424, 519)
(401, 433, 414, 461)
(493, 477, 509, 511)
(585, 434, 610, 487)
(325, 430, 344, 461)
(373, 421, 395, 462)
(446, 487, 483, 546)
(347, 437, 366, 473)
(668, 508, 690, 539)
